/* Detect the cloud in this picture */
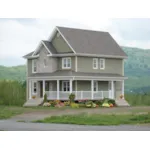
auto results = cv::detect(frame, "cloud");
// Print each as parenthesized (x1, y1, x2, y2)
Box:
(0, 18, 150, 66)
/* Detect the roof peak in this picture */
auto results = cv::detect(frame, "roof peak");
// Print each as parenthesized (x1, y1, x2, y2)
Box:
(56, 26, 109, 34)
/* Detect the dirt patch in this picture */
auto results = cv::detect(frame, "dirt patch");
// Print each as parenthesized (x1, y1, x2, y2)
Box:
(8, 106, 150, 122)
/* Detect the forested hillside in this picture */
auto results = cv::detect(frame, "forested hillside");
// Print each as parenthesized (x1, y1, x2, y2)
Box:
(1, 46, 150, 93)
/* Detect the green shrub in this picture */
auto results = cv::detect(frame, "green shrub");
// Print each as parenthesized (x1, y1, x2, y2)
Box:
(44, 93, 48, 102)
(69, 93, 75, 103)
(70, 103, 79, 108)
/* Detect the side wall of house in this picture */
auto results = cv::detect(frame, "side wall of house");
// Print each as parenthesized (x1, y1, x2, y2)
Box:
(77, 56, 123, 75)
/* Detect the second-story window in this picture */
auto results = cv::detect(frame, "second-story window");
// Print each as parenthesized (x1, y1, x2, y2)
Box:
(93, 58, 98, 69)
(62, 57, 71, 69)
(100, 59, 105, 69)
(32, 59, 37, 73)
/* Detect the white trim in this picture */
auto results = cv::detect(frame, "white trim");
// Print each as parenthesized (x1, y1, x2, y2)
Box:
(75, 56, 78, 72)
(48, 27, 58, 41)
(57, 80, 60, 99)
(32, 41, 52, 56)
(93, 58, 98, 69)
(75, 80, 77, 91)
(28, 76, 128, 80)
(47, 53, 127, 59)
(62, 57, 71, 69)
(43, 80, 45, 98)
(91, 80, 94, 99)
(70, 79, 73, 93)
(100, 58, 105, 70)
(32, 59, 37, 73)
(29, 80, 32, 99)
(111, 81, 114, 99)
(56, 27, 76, 54)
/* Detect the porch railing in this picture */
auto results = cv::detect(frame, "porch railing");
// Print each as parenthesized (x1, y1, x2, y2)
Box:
(45, 91, 112, 100)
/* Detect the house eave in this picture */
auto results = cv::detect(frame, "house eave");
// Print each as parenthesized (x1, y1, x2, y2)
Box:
(47, 53, 127, 59)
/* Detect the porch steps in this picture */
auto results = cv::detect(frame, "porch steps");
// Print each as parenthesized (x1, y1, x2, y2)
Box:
(115, 99, 130, 107)
(23, 98, 44, 107)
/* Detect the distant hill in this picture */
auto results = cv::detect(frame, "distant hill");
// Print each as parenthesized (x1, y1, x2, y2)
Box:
(1, 46, 150, 93)
(0, 65, 26, 81)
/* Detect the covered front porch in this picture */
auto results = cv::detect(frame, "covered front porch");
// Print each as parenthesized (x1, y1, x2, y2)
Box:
(28, 77, 124, 100)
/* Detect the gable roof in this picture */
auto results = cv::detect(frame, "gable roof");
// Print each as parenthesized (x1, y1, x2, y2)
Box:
(56, 26, 127, 57)
(23, 41, 57, 58)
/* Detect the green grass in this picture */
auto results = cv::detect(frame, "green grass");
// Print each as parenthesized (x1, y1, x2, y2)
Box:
(34, 113, 150, 125)
(125, 94, 150, 106)
(0, 106, 25, 119)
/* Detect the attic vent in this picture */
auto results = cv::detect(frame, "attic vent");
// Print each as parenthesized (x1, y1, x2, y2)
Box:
(57, 32, 60, 37)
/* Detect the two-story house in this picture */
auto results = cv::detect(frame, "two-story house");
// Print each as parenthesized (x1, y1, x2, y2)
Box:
(23, 26, 128, 106)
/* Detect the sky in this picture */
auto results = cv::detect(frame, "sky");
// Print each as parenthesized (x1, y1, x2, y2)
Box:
(0, 18, 150, 66)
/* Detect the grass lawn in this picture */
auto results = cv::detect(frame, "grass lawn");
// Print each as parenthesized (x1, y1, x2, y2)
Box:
(34, 113, 150, 125)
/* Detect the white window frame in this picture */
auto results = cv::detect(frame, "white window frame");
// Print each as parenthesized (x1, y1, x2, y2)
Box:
(93, 81, 98, 92)
(32, 59, 37, 73)
(93, 58, 98, 69)
(100, 58, 105, 70)
(32, 81, 37, 95)
(62, 81, 70, 92)
(44, 59, 47, 68)
(62, 57, 71, 69)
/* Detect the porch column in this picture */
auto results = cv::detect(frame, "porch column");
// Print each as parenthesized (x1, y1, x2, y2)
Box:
(57, 80, 60, 99)
(122, 80, 124, 95)
(43, 80, 45, 98)
(29, 80, 32, 99)
(111, 80, 114, 99)
(91, 80, 94, 100)
(70, 79, 73, 93)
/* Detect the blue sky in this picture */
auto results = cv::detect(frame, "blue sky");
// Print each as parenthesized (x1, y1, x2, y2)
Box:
(0, 18, 150, 66)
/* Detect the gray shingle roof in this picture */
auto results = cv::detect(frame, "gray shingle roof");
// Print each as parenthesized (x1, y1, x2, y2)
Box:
(57, 26, 127, 57)
(30, 70, 125, 78)
(23, 51, 34, 58)
(42, 40, 57, 54)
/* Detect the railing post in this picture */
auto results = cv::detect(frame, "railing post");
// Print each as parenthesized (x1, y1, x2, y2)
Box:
(43, 80, 45, 98)
(57, 80, 60, 100)
(102, 91, 103, 99)
(91, 80, 94, 100)
(81, 91, 83, 100)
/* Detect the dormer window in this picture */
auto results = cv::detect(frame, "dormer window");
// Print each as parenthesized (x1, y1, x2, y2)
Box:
(62, 57, 71, 69)
(32, 59, 37, 73)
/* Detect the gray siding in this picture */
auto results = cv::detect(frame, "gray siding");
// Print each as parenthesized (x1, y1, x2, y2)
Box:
(98, 81, 108, 91)
(77, 56, 123, 75)
(27, 46, 59, 76)
(52, 31, 73, 53)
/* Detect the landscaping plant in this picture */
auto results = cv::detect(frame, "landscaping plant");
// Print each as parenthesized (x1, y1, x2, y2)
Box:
(69, 93, 76, 103)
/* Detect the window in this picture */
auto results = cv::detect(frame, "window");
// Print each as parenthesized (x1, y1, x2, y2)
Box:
(93, 81, 98, 92)
(93, 58, 98, 69)
(62, 81, 70, 92)
(44, 59, 47, 67)
(32, 59, 37, 73)
(62, 57, 71, 69)
(100, 59, 105, 69)
(32, 81, 37, 94)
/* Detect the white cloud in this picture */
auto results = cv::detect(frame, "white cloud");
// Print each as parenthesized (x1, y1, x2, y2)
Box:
(0, 18, 150, 66)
